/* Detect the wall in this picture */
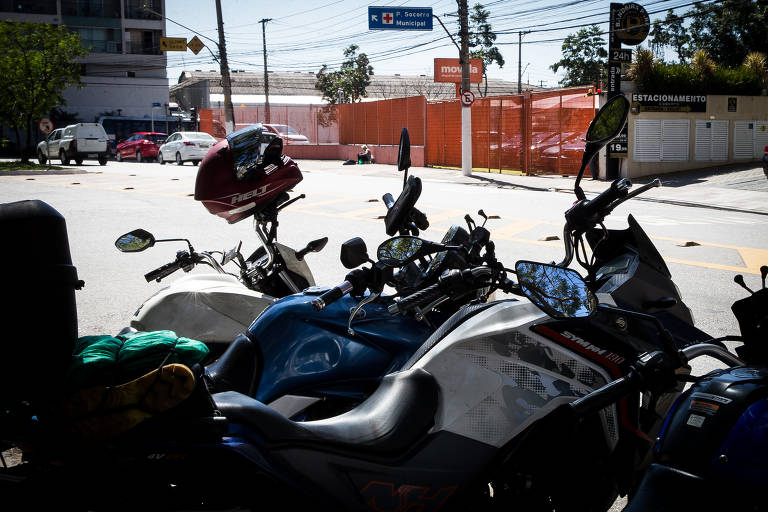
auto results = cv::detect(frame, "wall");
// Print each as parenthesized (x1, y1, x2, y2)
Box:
(624, 94, 768, 179)
(282, 144, 425, 167)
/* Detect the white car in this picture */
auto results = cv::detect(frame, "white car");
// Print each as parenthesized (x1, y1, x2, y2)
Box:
(37, 123, 109, 166)
(263, 124, 310, 145)
(157, 131, 217, 166)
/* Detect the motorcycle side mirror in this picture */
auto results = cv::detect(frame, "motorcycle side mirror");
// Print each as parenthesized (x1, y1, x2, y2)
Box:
(574, 94, 630, 200)
(340, 237, 370, 269)
(296, 236, 328, 261)
(514, 260, 596, 319)
(377, 236, 447, 268)
(115, 228, 156, 252)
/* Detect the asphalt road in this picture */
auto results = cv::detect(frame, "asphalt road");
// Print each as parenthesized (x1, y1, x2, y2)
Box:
(4, 159, 764, 339)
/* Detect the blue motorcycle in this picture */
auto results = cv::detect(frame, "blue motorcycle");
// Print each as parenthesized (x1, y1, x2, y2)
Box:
(118, 126, 505, 420)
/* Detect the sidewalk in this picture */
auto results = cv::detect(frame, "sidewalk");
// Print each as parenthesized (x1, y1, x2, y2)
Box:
(299, 159, 768, 216)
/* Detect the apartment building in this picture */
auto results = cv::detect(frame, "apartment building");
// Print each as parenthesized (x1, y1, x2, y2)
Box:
(0, 0, 169, 122)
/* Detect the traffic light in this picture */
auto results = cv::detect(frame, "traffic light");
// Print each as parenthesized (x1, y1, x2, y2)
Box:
(189, 107, 197, 121)
(585, 88, 602, 97)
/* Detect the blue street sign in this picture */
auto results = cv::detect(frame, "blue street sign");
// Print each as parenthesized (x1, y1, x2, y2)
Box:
(152, 102, 162, 107)
(368, 6, 433, 30)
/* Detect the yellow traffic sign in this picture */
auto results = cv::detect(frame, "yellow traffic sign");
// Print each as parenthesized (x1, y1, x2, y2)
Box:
(160, 37, 187, 51)
(187, 36, 205, 55)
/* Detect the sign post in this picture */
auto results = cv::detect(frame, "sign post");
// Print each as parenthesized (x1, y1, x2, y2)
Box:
(607, 2, 649, 177)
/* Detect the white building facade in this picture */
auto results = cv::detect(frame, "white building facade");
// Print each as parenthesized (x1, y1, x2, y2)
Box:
(1, 0, 169, 122)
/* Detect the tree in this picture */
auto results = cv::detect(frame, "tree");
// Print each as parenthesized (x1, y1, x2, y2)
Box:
(649, 9, 692, 63)
(550, 25, 607, 87)
(315, 45, 373, 104)
(689, 0, 768, 68)
(468, 3, 504, 97)
(0, 21, 87, 161)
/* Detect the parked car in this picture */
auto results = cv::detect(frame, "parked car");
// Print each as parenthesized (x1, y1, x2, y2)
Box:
(157, 131, 217, 166)
(263, 124, 310, 145)
(37, 123, 109, 166)
(36, 128, 65, 164)
(763, 144, 768, 177)
(115, 132, 167, 162)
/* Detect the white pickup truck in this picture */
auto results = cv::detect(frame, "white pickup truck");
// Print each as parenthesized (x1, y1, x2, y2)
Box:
(37, 123, 109, 166)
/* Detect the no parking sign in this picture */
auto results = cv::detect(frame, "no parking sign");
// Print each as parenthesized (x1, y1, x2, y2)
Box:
(38, 118, 53, 134)
(460, 90, 475, 106)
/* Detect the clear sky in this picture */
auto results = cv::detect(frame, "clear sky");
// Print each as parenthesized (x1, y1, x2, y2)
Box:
(163, 0, 698, 88)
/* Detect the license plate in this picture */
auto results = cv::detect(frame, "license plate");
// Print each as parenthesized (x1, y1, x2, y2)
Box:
(87, 153, 97, 157)
(199, 144, 209, 148)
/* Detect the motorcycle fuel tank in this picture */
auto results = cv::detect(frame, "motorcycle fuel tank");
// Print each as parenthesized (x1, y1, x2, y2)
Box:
(131, 273, 275, 346)
(247, 292, 435, 406)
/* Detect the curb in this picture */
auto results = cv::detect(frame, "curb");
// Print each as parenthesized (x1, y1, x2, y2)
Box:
(1, 169, 88, 176)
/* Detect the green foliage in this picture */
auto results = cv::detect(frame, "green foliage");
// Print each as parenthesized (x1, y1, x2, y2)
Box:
(632, 52, 764, 95)
(315, 45, 373, 104)
(689, 0, 768, 68)
(468, 3, 504, 97)
(0, 21, 87, 159)
(649, 9, 692, 63)
(550, 25, 607, 87)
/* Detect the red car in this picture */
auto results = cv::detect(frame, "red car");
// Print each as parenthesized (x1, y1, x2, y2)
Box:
(115, 132, 167, 162)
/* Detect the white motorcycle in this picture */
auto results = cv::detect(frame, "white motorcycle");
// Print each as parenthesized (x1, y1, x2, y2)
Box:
(116, 128, 327, 353)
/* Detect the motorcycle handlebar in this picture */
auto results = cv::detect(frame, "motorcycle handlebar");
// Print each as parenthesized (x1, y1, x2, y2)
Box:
(569, 343, 744, 419)
(389, 267, 493, 315)
(389, 283, 443, 314)
(145, 260, 182, 282)
(587, 178, 631, 215)
(311, 280, 354, 311)
(568, 370, 641, 418)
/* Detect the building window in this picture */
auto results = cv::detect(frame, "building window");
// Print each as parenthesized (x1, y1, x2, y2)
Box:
(61, 0, 121, 18)
(0, 0, 57, 14)
(125, 0, 162, 19)
(125, 29, 162, 55)
(72, 26, 121, 53)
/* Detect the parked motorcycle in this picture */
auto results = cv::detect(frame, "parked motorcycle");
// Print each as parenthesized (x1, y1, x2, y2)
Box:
(201, 127, 505, 420)
(2, 95, 746, 511)
(115, 126, 327, 351)
(618, 268, 768, 512)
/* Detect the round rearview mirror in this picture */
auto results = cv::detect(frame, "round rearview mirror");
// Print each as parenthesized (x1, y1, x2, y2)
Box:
(115, 229, 155, 252)
(515, 260, 596, 318)
(377, 236, 424, 267)
(586, 95, 630, 144)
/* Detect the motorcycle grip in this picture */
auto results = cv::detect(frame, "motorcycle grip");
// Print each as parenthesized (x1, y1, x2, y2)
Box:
(587, 178, 631, 215)
(144, 261, 182, 282)
(568, 370, 640, 418)
(311, 281, 354, 311)
(391, 283, 443, 314)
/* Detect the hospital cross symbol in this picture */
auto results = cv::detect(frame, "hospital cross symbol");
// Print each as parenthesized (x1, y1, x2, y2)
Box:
(382, 12, 393, 24)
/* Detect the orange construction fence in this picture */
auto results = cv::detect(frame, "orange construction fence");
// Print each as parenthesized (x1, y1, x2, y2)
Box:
(198, 86, 594, 175)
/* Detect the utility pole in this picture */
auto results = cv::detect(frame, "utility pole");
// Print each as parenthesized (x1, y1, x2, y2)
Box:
(259, 18, 272, 124)
(517, 31, 530, 94)
(458, 0, 471, 176)
(215, 0, 235, 134)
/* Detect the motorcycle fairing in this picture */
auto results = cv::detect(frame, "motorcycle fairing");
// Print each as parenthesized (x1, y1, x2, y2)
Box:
(408, 300, 618, 449)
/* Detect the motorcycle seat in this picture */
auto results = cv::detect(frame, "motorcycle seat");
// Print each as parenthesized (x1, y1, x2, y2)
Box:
(213, 367, 438, 455)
